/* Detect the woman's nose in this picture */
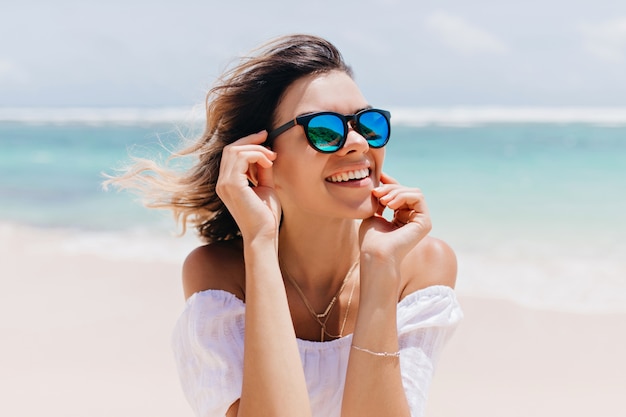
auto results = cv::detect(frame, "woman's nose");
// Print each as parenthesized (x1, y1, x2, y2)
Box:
(336, 121, 369, 154)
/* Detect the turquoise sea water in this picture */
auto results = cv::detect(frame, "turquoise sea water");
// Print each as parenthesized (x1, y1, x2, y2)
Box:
(2, 120, 624, 241)
(0, 121, 186, 230)
(389, 124, 626, 246)
(1, 115, 625, 312)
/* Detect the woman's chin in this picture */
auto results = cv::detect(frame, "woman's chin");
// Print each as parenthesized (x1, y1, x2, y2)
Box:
(354, 195, 380, 219)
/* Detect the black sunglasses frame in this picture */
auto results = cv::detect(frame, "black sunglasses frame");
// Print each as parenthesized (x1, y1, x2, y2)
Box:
(266, 108, 391, 153)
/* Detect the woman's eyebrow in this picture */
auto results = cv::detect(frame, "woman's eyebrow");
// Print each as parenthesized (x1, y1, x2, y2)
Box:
(354, 105, 373, 114)
(295, 110, 319, 118)
(295, 105, 374, 118)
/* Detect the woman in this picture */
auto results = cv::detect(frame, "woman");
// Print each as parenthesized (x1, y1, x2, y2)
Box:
(111, 34, 462, 417)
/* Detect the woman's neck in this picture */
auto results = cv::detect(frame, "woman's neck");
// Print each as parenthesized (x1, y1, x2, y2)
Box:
(277, 216, 361, 293)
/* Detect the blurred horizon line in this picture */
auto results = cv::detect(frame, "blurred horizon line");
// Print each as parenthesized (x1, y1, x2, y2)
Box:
(3, 106, 626, 126)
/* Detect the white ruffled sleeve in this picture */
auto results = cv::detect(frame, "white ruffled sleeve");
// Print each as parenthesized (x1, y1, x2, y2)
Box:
(171, 290, 246, 417)
(397, 285, 463, 417)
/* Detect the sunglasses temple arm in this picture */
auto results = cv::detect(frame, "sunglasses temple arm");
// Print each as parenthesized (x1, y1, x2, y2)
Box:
(267, 119, 297, 141)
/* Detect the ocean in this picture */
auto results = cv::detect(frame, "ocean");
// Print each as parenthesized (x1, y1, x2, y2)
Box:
(1, 107, 625, 313)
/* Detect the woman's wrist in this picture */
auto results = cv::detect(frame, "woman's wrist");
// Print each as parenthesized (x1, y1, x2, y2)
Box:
(242, 229, 279, 250)
(359, 254, 402, 297)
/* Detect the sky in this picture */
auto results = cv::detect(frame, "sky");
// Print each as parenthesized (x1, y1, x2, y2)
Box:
(1, 0, 626, 108)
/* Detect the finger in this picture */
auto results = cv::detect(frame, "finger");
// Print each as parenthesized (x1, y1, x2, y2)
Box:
(385, 192, 425, 210)
(223, 143, 276, 163)
(246, 164, 259, 186)
(374, 185, 403, 204)
(375, 199, 386, 217)
(375, 185, 414, 207)
(372, 183, 399, 198)
(395, 210, 432, 236)
(223, 151, 274, 177)
(380, 172, 399, 185)
(376, 187, 425, 210)
(256, 163, 275, 188)
(219, 152, 275, 193)
(232, 130, 268, 145)
(394, 208, 416, 225)
(371, 185, 395, 214)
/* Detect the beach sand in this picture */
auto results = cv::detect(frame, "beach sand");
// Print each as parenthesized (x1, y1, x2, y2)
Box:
(0, 224, 193, 417)
(1, 224, 624, 417)
(427, 298, 626, 417)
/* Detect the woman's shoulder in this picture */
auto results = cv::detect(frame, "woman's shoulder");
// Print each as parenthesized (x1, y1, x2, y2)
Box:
(182, 238, 246, 300)
(400, 235, 457, 299)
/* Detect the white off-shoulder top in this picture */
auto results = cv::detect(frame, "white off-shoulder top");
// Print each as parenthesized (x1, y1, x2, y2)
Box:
(172, 285, 462, 417)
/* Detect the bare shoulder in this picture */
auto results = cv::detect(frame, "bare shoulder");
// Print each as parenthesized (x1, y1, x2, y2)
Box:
(400, 235, 457, 298)
(182, 239, 245, 300)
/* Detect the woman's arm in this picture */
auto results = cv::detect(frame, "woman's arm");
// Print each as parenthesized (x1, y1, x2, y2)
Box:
(342, 256, 410, 417)
(342, 174, 447, 417)
(342, 237, 457, 417)
(215, 131, 312, 417)
(235, 236, 311, 417)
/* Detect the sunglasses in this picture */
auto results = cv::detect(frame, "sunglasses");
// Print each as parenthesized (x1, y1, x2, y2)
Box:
(267, 108, 391, 153)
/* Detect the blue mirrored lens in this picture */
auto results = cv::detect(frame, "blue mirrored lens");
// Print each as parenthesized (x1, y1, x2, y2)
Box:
(357, 111, 389, 148)
(306, 114, 345, 152)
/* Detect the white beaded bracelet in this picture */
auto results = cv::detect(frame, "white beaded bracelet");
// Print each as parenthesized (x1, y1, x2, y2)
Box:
(351, 344, 401, 358)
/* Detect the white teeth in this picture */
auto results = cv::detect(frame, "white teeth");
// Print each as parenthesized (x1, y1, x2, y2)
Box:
(328, 168, 370, 183)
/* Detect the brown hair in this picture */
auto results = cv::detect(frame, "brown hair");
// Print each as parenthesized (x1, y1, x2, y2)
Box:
(105, 34, 352, 243)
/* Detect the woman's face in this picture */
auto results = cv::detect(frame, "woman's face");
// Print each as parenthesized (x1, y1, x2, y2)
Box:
(271, 70, 385, 220)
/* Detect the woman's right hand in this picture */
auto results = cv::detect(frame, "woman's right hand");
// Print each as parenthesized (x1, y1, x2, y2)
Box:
(215, 131, 281, 241)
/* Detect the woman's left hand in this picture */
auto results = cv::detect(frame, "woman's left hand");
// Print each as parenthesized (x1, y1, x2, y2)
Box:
(359, 172, 432, 264)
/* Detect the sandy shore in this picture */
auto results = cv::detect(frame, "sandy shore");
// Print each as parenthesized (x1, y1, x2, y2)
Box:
(0, 224, 193, 417)
(427, 298, 626, 417)
(1, 224, 624, 417)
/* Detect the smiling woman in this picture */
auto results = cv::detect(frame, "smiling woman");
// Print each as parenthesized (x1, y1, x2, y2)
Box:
(105, 34, 462, 417)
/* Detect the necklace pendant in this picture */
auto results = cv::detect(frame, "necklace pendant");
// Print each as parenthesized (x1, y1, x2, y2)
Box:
(321, 326, 325, 342)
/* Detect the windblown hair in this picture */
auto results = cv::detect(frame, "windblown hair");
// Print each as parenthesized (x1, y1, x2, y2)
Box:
(105, 34, 352, 243)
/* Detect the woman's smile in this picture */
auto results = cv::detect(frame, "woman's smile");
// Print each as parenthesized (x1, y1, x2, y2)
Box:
(326, 168, 370, 183)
